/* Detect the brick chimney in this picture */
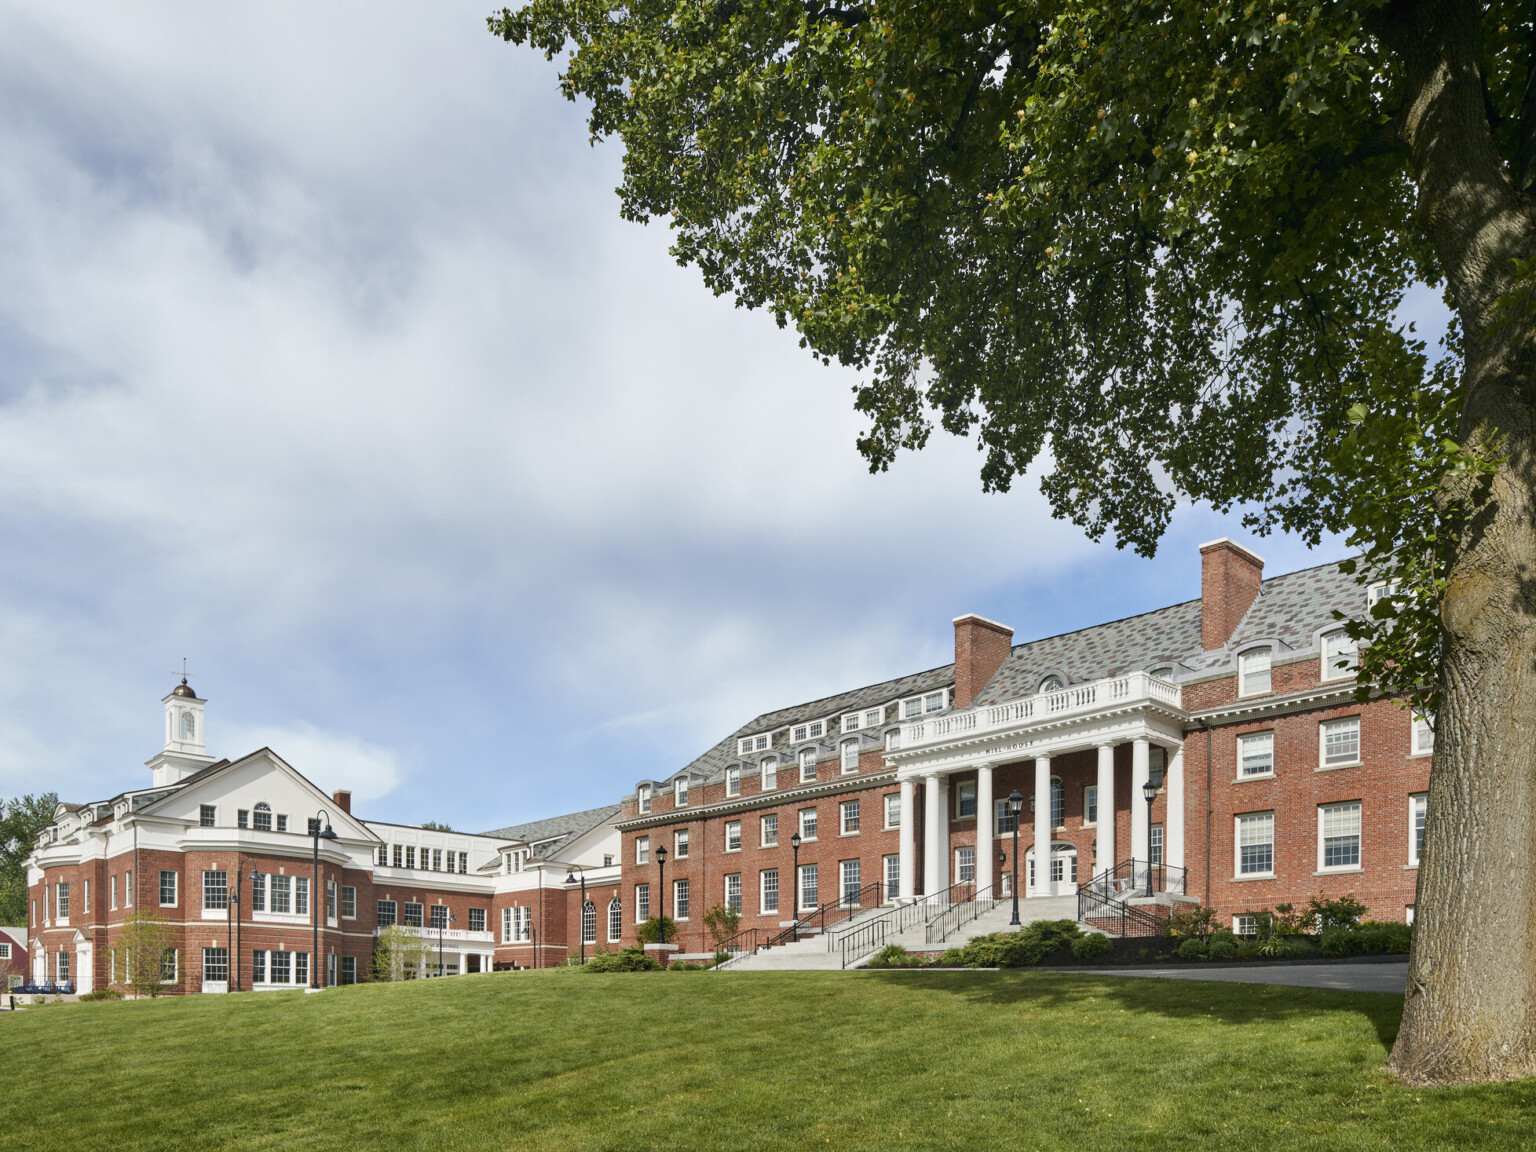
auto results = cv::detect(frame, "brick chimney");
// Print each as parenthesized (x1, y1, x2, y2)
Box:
(953, 614, 1014, 709)
(331, 789, 352, 815)
(1200, 538, 1265, 650)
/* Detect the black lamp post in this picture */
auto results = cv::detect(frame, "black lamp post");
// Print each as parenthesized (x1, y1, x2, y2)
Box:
(790, 832, 802, 942)
(1006, 790, 1024, 925)
(437, 911, 457, 978)
(565, 865, 588, 964)
(1142, 777, 1158, 897)
(226, 859, 240, 993)
(655, 844, 669, 944)
(309, 811, 339, 988)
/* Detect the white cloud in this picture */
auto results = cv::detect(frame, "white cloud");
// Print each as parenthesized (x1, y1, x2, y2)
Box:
(229, 722, 401, 804)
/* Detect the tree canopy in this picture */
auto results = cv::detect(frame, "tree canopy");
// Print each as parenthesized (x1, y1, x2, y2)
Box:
(0, 793, 56, 926)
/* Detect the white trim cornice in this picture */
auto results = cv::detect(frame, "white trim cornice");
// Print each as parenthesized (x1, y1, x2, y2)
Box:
(1186, 684, 1362, 727)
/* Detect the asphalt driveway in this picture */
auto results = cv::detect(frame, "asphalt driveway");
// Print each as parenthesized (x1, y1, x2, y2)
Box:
(1074, 961, 1409, 994)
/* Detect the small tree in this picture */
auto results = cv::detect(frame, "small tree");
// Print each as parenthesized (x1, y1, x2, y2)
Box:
(634, 916, 676, 945)
(1164, 903, 1218, 943)
(1308, 894, 1368, 931)
(372, 924, 433, 982)
(115, 912, 179, 997)
(702, 904, 741, 948)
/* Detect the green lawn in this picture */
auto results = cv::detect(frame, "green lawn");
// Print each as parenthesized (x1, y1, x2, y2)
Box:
(5, 970, 1535, 1151)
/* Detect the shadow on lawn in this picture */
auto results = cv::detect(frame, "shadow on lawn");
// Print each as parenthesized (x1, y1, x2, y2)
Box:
(864, 969, 1403, 1053)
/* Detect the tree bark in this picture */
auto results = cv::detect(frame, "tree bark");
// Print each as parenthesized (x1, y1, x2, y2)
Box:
(1381, 0, 1536, 1086)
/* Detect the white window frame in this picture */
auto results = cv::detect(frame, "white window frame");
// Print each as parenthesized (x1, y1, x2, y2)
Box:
(798, 807, 818, 842)
(1050, 777, 1065, 829)
(673, 878, 690, 921)
(674, 829, 689, 858)
(1318, 802, 1362, 872)
(1320, 716, 1362, 768)
(840, 740, 860, 774)
(1238, 646, 1272, 697)
(637, 784, 652, 814)
(954, 845, 976, 884)
(635, 835, 649, 865)
(995, 798, 1017, 835)
(635, 883, 650, 924)
(798, 863, 817, 912)
(736, 734, 771, 756)
(1237, 731, 1275, 778)
(760, 813, 778, 847)
(159, 870, 177, 908)
(608, 897, 623, 942)
(1083, 785, 1098, 827)
(883, 854, 900, 900)
(725, 821, 742, 852)
(1411, 712, 1434, 758)
(760, 869, 779, 914)
(1409, 793, 1427, 867)
(955, 780, 977, 819)
(842, 712, 861, 733)
(1233, 913, 1258, 938)
(799, 748, 817, 783)
(840, 799, 860, 835)
(901, 690, 948, 720)
(674, 778, 689, 806)
(761, 758, 778, 791)
(725, 766, 741, 797)
(883, 793, 900, 830)
(724, 873, 742, 914)
(1235, 811, 1275, 877)
(839, 858, 861, 906)
(1320, 628, 1357, 681)
(884, 728, 901, 753)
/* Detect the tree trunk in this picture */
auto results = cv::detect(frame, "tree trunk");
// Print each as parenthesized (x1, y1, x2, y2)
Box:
(1382, 0, 1536, 1086)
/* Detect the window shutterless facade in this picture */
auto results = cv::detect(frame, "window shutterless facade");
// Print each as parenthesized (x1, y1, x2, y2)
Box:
(159, 871, 177, 907)
(608, 897, 623, 941)
(955, 846, 976, 884)
(901, 690, 947, 719)
(674, 778, 689, 806)
(638, 784, 652, 814)
(884, 853, 900, 898)
(726, 766, 740, 797)
(1410, 794, 1427, 866)
(1321, 629, 1357, 680)
(340, 956, 357, 985)
(635, 883, 650, 923)
(202, 870, 228, 911)
(1233, 914, 1258, 937)
(468, 907, 486, 933)
(799, 748, 816, 783)
(840, 859, 860, 905)
(841, 740, 860, 773)
(202, 947, 228, 985)
(675, 829, 689, 858)
(1050, 778, 1064, 829)
(725, 821, 741, 851)
(327, 882, 338, 921)
(1319, 802, 1362, 870)
(840, 799, 860, 835)
(636, 836, 649, 865)
(1412, 713, 1434, 757)
(995, 799, 1017, 835)
(1321, 717, 1361, 767)
(799, 808, 817, 841)
(760, 869, 779, 914)
(1239, 646, 1272, 696)
(341, 886, 357, 919)
(1084, 785, 1098, 826)
(761, 759, 777, 790)
(761, 813, 778, 847)
(512, 906, 531, 943)
(252, 950, 307, 986)
(956, 780, 976, 818)
(57, 882, 70, 920)
(1238, 731, 1275, 777)
(581, 901, 597, 944)
(884, 793, 900, 829)
(430, 904, 448, 930)
(403, 902, 424, 928)
(798, 863, 818, 911)
(1236, 812, 1275, 876)
(377, 900, 397, 926)
(1150, 824, 1164, 866)
(725, 873, 741, 914)
(252, 803, 273, 831)
(674, 879, 690, 920)
(199, 804, 216, 827)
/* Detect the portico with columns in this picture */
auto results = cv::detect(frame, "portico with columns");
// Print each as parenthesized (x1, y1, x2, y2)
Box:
(889, 670, 1187, 904)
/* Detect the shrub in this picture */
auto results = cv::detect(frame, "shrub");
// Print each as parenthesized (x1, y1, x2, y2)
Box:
(945, 920, 1084, 968)
(1207, 934, 1239, 960)
(668, 962, 703, 971)
(635, 916, 678, 945)
(1176, 937, 1208, 960)
(1071, 933, 1113, 960)
(78, 989, 124, 1002)
(1320, 920, 1412, 956)
(1253, 934, 1315, 959)
(702, 904, 742, 948)
(1165, 903, 1218, 942)
(585, 947, 662, 972)
(1308, 894, 1368, 931)
(868, 944, 925, 969)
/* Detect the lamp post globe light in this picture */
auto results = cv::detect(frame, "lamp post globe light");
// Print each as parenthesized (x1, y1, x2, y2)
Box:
(789, 833, 802, 942)
(655, 844, 669, 945)
(565, 865, 588, 964)
(1142, 777, 1159, 898)
(1006, 790, 1024, 925)
(309, 811, 339, 989)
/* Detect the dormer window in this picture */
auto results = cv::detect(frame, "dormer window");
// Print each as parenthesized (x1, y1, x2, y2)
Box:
(790, 720, 825, 742)
(637, 784, 652, 814)
(884, 728, 901, 752)
(1239, 647, 1272, 696)
(1149, 666, 1174, 680)
(1320, 629, 1357, 681)
(901, 691, 947, 719)
(843, 707, 885, 734)
(1038, 676, 1065, 693)
(736, 734, 771, 756)
(1367, 580, 1400, 609)
(675, 778, 689, 807)
(725, 766, 741, 797)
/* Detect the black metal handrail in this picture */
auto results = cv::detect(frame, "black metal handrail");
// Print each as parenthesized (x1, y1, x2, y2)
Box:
(839, 918, 889, 968)
(713, 926, 760, 961)
(815, 877, 983, 953)
(1076, 860, 1168, 937)
(1081, 858, 1187, 899)
(764, 881, 884, 948)
(925, 884, 998, 946)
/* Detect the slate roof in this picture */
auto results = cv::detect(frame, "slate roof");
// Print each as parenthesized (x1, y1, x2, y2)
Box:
(657, 663, 957, 787)
(480, 804, 623, 860)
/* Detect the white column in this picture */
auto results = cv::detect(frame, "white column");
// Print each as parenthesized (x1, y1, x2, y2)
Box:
(1095, 742, 1116, 881)
(1131, 738, 1151, 883)
(1166, 744, 1185, 883)
(1033, 756, 1051, 896)
(898, 777, 917, 900)
(923, 774, 944, 897)
(976, 765, 994, 894)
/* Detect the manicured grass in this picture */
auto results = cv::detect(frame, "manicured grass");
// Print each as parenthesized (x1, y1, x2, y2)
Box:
(4, 970, 1535, 1150)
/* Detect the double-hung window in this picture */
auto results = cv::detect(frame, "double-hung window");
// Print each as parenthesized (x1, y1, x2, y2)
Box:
(468, 907, 486, 933)
(1238, 731, 1275, 777)
(1409, 794, 1427, 866)
(202, 947, 229, 985)
(1150, 823, 1164, 865)
(608, 897, 623, 941)
(199, 804, 216, 827)
(760, 813, 778, 847)
(799, 748, 816, 783)
(1320, 802, 1362, 870)
(57, 882, 71, 921)
(840, 799, 860, 835)
(884, 853, 900, 898)
(956, 781, 977, 819)
(341, 886, 357, 919)
(674, 778, 689, 807)
(1321, 717, 1361, 767)
(327, 882, 338, 921)
(840, 740, 860, 774)
(1239, 647, 1272, 696)
(954, 846, 976, 884)
(674, 879, 692, 920)
(995, 799, 1017, 835)
(294, 877, 309, 917)
(798, 862, 818, 911)
(635, 883, 650, 923)
(1412, 713, 1434, 757)
(403, 901, 423, 928)
(799, 808, 818, 841)
(500, 907, 514, 943)
(1084, 785, 1098, 826)
(884, 793, 901, 829)
(761, 759, 777, 791)
(840, 859, 861, 906)
(725, 821, 741, 852)
(430, 904, 448, 930)
(1236, 812, 1275, 876)
(760, 869, 779, 914)
(159, 871, 177, 907)
(725, 766, 741, 797)
(1321, 629, 1357, 680)
(377, 900, 397, 926)
(512, 906, 531, 942)
(636, 836, 649, 865)
(638, 784, 652, 814)
(202, 870, 228, 911)
(674, 830, 689, 858)
(724, 874, 742, 914)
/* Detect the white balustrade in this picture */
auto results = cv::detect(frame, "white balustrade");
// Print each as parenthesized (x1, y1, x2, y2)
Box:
(900, 671, 1180, 751)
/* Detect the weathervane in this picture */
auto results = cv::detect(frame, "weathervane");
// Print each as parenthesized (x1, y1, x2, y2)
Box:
(171, 657, 196, 685)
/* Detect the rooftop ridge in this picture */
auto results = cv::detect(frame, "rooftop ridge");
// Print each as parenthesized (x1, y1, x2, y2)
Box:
(731, 660, 956, 735)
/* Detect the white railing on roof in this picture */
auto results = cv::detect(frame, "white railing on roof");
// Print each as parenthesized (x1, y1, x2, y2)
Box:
(901, 671, 1181, 751)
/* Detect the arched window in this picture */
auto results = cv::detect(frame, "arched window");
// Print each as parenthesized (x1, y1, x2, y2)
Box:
(179, 711, 195, 741)
(1239, 646, 1272, 696)
(581, 900, 597, 945)
(1039, 675, 1065, 693)
(1050, 777, 1065, 829)
(1320, 629, 1357, 681)
(799, 747, 817, 783)
(1149, 666, 1174, 680)
(252, 803, 273, 832)
(607, 897, 622, 942)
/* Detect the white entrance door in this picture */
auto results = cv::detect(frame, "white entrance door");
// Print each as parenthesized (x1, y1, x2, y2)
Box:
(1026, 843, 1079, 897)
(75, 942, 93, 994)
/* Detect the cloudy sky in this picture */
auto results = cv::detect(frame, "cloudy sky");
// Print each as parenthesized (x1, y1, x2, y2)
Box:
(0, 4, 1435, 830)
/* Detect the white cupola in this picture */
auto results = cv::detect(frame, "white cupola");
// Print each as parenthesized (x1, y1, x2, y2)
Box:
(146, 677, 216, 787)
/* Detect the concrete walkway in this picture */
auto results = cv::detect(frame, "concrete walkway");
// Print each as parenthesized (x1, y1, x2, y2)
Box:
(1074, 960, 1408, 994)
